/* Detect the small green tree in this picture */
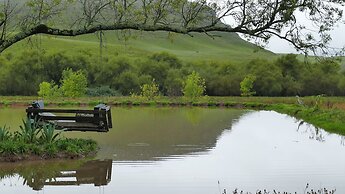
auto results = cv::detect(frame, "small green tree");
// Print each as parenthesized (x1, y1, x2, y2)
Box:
(240, 74, 256, 97)
(38, 81, 60, 98)
(141, 79, 159, 100)
(183, 71, 206, 99)
(38, 82, 53, 98)
(60, 69, 87, 97)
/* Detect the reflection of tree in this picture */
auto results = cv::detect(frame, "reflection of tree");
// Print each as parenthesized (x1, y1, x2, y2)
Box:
(91, 108, 245, 161)
(184, 108, 203, 126)
(0, 159, 112, 191)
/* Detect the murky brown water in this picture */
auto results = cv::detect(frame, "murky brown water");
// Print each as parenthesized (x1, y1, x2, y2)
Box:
(0, 107, 344, 193)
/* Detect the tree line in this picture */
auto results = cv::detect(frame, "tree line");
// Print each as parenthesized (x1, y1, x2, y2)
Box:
(0, 50, 344, 97)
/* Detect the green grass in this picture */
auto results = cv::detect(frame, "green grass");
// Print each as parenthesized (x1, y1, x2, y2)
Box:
(267, 104, 345, 136)
(0, 138, 97, 162)
(3, 31, 276, 64)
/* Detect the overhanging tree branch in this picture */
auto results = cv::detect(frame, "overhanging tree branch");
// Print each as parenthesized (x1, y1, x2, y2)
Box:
(0, 0, 344, 55)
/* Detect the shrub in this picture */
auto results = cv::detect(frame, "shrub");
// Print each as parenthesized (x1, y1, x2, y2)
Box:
(240, 74, 256, 97)
(60, 69, 88, 97)
(38, 82, 51, 97)
(38, 81, 60, 98)
(86, 86, 122, 97)
(164, 69, 183, 96)
(149, 52, 182, 68)
(141, 79, 159, 100)
(183, 71, 206, 99)
(114, 71, 140, 95)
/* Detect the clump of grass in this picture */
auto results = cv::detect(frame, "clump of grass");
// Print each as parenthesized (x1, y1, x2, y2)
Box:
(0, 126, 11, 141)
(41, 123, 61, 144)
(15, 118, 41, 143)
(0, 119, 97, 162)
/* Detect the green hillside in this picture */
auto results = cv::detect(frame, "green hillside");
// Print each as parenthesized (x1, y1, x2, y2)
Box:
(4, 31, 275, 64)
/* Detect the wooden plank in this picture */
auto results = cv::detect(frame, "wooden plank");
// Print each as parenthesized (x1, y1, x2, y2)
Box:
(40, 116, 82, 121)
(56, 122, 99, 128)
(107, 110, 113, 128)
(64, 128, 107, 132)
(26, 109, 99, 114)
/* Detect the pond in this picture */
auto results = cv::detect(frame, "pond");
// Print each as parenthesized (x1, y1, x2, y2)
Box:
(0, 107, 345, 193)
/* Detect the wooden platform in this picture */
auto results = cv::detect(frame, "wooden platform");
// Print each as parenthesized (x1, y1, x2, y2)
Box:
(26, 101, 112, 132)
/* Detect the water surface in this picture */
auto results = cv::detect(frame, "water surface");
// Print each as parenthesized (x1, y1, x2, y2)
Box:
(0, 107, 344, 193)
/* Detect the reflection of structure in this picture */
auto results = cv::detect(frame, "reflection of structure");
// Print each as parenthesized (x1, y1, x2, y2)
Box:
(0, 160, 112, 191)
(44, 160, 112, 187)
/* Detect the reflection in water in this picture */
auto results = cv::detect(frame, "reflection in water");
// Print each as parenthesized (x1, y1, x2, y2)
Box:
(297, 121, 325, 142)
(0, 108, 345, 194)
(62, 107, 245, 161)
(0, 160, 112, 191)
(297, 120, 345, 145)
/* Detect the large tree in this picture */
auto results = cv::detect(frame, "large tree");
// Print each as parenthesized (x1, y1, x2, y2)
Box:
(0, 0, 344, 54)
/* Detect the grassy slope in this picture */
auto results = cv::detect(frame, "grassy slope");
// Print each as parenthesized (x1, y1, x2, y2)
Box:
(3, 31, 276, 64)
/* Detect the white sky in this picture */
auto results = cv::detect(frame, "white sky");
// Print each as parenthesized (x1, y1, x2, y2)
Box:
(223, 6, 345, 54)
(266, 20, 345, 54)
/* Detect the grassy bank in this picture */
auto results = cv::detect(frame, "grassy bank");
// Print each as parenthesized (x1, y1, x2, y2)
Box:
(0, 95, 343, 109)
(1, 96, 345, 136)
(0, 119, 97, 162)
(266, 104, 345, 136)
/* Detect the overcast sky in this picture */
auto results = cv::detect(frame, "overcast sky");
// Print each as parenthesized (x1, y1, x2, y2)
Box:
(223, 8, 345, 54)
(266, 22, 345, 54)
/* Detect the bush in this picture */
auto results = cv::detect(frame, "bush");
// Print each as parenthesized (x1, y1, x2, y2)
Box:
(86, 86, 122, 97)
(60, 69, 88, 97)
(164, 69, 184, 96)
(149, 52, 182, 68)
(240, 74, 256, 97)
(141, 79, 160, 100)
(38, 81, 61, 98)
(114, 71, 140, 95)
(183, 71, 206, 99)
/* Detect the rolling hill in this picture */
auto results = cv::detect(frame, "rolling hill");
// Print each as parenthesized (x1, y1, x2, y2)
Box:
(4, 31, 276, 64)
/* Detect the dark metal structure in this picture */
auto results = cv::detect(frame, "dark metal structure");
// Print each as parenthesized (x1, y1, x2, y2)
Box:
(26, 100, 112, 132)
